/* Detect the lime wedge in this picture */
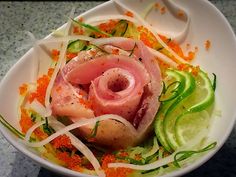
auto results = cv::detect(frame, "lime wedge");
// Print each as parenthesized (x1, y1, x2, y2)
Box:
(175, 70, 215, 146)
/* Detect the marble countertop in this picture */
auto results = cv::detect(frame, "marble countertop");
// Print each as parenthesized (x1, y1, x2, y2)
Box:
(0, 1, 235, 177)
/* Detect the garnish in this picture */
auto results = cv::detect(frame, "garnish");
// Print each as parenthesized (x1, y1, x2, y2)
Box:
(173, 142, 217, 168)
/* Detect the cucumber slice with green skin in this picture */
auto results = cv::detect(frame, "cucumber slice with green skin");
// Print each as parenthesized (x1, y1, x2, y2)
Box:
(175, 70, 215, 146)
(163, 70, 196, 150)
(154, 70, 185, 152)
(112, 20, 129, 37)
(67, 40, 87, 53)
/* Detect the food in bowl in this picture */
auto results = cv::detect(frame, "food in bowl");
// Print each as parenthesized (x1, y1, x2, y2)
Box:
(0, 1, 219, 177)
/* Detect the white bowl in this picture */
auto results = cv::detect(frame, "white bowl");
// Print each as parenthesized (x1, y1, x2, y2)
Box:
(0, 0, 236, 177)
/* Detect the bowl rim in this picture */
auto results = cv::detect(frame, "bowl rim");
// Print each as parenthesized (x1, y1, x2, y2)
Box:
(0, 0, 236, 177)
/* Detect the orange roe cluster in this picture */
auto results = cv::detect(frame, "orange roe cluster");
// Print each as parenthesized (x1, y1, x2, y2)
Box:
(177, 63, 200, 76)
(205, 40, 211, 51)
(28, 68, 54, 105)
(101, 154, 133, 177)
(79, 97, 92, 109)
(19, 83, 28, 95)
(160, 35, 196, 62)
(57, 152, 82, 169)
(154, 3, 166, 14)
(52, 135, 74, 150)
(73, 17, 84, 35)
(34, 128, 48, 140)
(125, 11, 134, 17)
(19, 108, 33, 133)
(137, 26, 158, 48)
(51, 49, 60, 61)
(111, 48, 120, 55)
(93, 20, 118, 38)
(66, 52, 77, 61)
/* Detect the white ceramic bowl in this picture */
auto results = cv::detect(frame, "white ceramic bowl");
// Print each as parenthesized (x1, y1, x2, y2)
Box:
(0, 0, 236, 177)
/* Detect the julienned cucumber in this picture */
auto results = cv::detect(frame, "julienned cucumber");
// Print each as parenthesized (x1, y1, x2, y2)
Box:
(154, 70, 185, 152)
(154, 69, 215, 152)
(67, 40, 87, 53)
(112, 20, 129, 37)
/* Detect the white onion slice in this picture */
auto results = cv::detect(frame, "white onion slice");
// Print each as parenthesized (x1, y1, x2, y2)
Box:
(27, 100, 52, 117)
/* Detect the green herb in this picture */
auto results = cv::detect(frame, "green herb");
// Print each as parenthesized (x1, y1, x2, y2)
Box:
(30, 113, 37, 122)
(0, 114, 25, 140)
(129, 43, 137, 57)
(43, 117, 55, 135)
(111, 20, 129, 37)
(212, 73, 217, 91)
(89, 121, 100, 138)
(116, 156, 145, 165)
(71, 18, 112, 37)
(173, 142, 217, 168)
(159, 81, 182, 102)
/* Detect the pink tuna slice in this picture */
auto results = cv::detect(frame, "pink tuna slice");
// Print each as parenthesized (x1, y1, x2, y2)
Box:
(66, 55, 150, 121)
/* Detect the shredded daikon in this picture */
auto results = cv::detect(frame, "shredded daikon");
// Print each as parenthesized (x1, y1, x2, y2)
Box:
(27, 100, 51, 117)
(44, 8, 75, 111)
(23, 114, 137, 147)
(142, 137, 159, 158)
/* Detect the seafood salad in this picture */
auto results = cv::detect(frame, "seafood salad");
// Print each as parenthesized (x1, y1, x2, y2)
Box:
(0, 1, 218, 177)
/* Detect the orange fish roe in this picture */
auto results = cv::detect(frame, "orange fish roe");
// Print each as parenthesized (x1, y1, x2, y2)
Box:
(101, 154, 133, 177)
(177, 64, 200, 76)
(29, 68, 53, 105)
(51, 49, 60, 61)
(167, 39, 196, 62)
(112, 48, 120, 55)
(57, 152, 82, 169)
(160, 7, 166, 14)
(125, 11, 134, 17)
(19, 83, 28, 95)
(52, 135, 74, 150)
(99, 20, 117, 33)
(34, 128, 48, 140)
(20, 108, 33, 133)
(155, 3, 160, 10)
(79, 98, 92, 109)
(66, 52, 77, 60)
(73, 26, 84, 35)
(47, 68, 54, 77)
(137, 26, 157, 48)
(205, 40, 211, 51)
(178, 10, 185, 17)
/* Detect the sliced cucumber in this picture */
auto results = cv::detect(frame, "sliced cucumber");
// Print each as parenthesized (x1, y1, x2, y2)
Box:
(163, 70, 196, 150)
(112, 20, 129, 37)
(154, 69, 185, 152)
(67, 40, 87, 53)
